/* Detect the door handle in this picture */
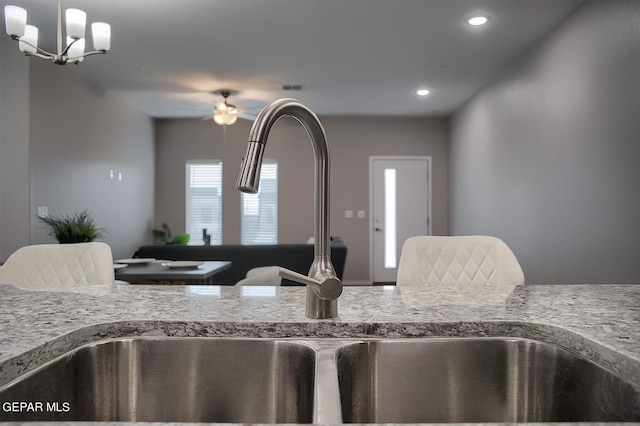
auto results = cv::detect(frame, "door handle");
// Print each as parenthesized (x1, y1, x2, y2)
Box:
(375, 227, 383, 232)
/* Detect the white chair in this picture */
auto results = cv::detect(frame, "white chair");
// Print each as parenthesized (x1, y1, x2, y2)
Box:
(235, 266, 282, 286)
(0, 242, 115, 293)
(396, 235, 524, 287)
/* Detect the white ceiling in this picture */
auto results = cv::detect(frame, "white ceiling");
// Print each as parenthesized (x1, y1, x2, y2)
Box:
(3, 0, 585, 118)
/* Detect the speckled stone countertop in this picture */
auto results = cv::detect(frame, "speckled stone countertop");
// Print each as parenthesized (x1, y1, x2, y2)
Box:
(0, 282, 639, 424)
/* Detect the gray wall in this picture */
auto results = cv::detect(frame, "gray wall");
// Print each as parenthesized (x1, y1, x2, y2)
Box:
(155, 115, 449, 283)
(0, 33, 31, 261)
(27, 60, 156, 259)
(0, 55, 157, 261)
(450, 1, 640, 284)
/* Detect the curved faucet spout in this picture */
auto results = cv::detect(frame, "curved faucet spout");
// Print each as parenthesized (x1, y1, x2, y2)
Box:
(236, 98, 342, 319)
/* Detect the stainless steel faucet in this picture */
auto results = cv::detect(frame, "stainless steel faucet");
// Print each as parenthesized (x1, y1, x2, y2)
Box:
(237, 98, 342, 319)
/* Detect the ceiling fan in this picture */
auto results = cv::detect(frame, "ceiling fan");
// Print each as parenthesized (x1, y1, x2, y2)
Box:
(206, 89, 268, 126)
(212, 90, 239, 126)
(172, 88, 267, 124)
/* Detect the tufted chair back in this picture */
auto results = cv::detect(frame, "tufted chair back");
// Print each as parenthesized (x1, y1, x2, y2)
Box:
(235, 266, 282, 286)
(396, 236, 524, 287)
(0, 242, 115, 292)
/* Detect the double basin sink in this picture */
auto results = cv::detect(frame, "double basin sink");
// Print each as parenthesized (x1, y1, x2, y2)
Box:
(1, 336, 639, 423)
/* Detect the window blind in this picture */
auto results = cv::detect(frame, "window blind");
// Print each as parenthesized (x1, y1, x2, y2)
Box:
(241, 161, 278, 245)
(185, 161, 222, 245)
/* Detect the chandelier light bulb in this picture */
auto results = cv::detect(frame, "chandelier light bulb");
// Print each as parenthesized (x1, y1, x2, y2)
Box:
(65, 8, 86, 39)
(4, 5, 26, 37)
(66, 36, 85, 61)
(91, 22, 110, 51)
(18, 24, 38, 53)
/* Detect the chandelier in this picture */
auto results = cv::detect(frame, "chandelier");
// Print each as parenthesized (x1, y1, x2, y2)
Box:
(3, 0, 111, 65)
(213, 90, 238, 126)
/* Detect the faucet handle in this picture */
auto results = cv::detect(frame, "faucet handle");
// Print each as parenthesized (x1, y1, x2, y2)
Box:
(278, 267, 343, 300)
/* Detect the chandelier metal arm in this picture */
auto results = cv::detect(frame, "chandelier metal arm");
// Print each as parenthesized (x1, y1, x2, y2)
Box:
(11, 36, 104, 64)
(59, 37, 107, 59)
(10, 36, 57, 58)
(25, 51, 55, 61)
(59, 36, 76, 57)
(81, 49, 107, 56)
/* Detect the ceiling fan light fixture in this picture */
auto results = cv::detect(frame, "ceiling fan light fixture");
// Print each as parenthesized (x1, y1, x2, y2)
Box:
(212, 90, 239, 126)
(213, 106, 238, 126)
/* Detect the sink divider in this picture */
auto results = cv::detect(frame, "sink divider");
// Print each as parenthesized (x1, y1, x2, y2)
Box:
(311, 340, 348, 424)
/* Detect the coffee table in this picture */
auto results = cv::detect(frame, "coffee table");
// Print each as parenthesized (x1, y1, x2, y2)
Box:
(115, 260, 231, 285)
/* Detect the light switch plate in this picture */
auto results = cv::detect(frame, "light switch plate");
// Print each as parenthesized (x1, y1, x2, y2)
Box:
(37, 206, 48, 218)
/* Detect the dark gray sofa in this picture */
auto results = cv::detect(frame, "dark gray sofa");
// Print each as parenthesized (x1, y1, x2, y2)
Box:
(134, 237, 347, 285)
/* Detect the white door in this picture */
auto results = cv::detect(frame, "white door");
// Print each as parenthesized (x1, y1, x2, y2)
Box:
(370, 156, 431, 283)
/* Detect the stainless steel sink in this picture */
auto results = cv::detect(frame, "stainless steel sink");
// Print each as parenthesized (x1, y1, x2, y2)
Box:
(336, 337, 640, 423)
(0, 337, 316, 422)
(1, 336, 638, 423)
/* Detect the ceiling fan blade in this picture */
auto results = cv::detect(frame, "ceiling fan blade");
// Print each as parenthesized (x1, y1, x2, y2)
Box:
(238, 112, 257, 121)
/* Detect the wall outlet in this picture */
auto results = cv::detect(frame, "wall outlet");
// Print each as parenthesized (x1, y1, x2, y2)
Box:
(37, 206, 48, 218)
(345, 210, 353, 218)
(357, 210, 366, 218)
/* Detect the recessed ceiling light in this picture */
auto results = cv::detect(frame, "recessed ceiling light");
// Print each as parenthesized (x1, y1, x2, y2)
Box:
(466, 15, 490, 26)
(416, 89, 430, 96)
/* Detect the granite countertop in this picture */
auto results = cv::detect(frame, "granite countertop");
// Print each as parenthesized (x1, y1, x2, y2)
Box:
(0, 282, 639, 424)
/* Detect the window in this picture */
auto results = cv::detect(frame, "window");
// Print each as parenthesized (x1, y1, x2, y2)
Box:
(185, 161, 222, 245)
(384, 168, 397, 268)
(241, 161, 278, 245)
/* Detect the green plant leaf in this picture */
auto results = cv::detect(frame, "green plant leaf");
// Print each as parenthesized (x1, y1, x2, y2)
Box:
(170, 233, 190, 245)
(39, 210, 105, 244)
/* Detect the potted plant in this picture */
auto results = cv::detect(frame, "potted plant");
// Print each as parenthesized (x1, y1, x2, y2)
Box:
(40, 210, 105, 244)
(152, 223, 190, 245)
